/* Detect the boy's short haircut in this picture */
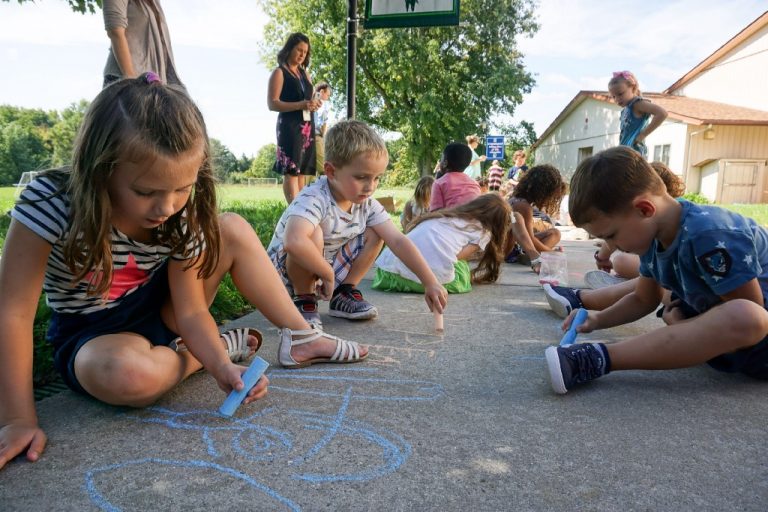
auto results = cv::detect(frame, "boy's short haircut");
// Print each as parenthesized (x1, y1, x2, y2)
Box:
(569, 146, 666, 226)
(325, 119, 387, 167)
(442, 142, 472, 171)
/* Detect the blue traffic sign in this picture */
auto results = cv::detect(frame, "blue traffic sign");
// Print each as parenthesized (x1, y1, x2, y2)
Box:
(485, 135, 505, 160)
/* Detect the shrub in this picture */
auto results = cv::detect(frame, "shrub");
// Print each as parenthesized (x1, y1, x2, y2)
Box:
(682, 192, 710, 204)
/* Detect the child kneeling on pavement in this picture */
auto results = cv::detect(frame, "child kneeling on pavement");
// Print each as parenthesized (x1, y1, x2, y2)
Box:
(267, 119, 447, 327)
(546, 146, 768, 394)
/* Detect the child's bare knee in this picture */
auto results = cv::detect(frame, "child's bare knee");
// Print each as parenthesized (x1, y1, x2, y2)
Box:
(720, 299, 768, 342)
(219, 213, 251, 239)
(84, 356, 160, 406)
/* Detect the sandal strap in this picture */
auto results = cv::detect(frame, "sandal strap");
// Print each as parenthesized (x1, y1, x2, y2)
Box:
(281, 325, 323, 347)
(221, 327, 261, 363)
(331, 338, 361, 362)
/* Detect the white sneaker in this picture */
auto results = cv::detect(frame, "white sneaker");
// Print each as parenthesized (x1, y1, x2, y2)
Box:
(584, 270, 628, 290)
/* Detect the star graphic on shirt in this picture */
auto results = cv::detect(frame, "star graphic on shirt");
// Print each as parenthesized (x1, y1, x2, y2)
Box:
(715, 241, 727, 249)
(712, 275, 722, 282)
(743, 254, 754, 266)
(647, 262, 654, 270)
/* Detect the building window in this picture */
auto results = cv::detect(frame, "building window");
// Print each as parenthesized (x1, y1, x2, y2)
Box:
(578, 146, 593, 163)
(653, 144, 670, 165)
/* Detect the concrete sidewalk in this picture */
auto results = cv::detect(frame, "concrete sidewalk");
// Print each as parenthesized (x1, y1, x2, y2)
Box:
(2, 239, 767, 511)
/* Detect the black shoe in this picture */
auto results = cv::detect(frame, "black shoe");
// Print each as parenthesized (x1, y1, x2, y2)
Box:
(329, 287, 378, 320)
(545, 343, 609, 394)
(543, 283, 583, 318)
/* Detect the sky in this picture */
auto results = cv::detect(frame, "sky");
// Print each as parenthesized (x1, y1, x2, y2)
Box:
(0, 1, 766, 157)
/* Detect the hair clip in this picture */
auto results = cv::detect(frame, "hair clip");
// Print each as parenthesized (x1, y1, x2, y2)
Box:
(611, 70, 635, 84)
(143, 71, 161, 84)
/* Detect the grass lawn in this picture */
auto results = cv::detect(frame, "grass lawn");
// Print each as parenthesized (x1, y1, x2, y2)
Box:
(215, 184, 412, 209)
(1, 184, 413, 212)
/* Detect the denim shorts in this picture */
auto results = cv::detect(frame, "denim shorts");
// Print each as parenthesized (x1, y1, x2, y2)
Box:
(707, 334, 768, 379)
(47, 263, 179, 395)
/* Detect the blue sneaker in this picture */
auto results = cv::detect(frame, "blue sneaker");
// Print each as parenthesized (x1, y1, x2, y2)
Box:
(542, 283, 583, 318)
(545, 343, 609, 394)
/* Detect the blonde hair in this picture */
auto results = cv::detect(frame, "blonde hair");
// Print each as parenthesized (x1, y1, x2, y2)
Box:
(409, 194, 511, 284)
(466, 134, 480, 145)
(59, 74, 218, 296)
(412, 175, 434, 212)
(325, 119, 388, 167)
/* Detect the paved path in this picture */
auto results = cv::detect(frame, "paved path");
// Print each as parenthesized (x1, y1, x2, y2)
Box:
(2, 238, 766, 511)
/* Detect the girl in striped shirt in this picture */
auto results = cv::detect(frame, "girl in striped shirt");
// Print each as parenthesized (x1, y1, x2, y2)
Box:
(0, 74, 362, 470)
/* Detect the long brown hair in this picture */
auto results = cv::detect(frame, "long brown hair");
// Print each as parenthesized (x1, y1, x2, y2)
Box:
(511, 164, 566, 216)
(409, 194, 511, 284)
(60, 74, 219, 296)
(411, 175, 434, 213)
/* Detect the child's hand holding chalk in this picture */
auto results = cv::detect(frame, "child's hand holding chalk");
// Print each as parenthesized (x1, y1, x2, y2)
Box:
(559, 308, 589, 346)
(219, 356, 269, 417)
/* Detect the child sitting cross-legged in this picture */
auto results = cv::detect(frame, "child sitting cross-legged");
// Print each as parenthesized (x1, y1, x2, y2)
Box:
(373, 194, 512, 294)
(267, 119, 447, 327)
(544, 161, 689, 317)
(545, 146, 768, 394)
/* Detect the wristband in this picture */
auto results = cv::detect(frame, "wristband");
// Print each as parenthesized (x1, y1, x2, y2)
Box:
(594, 250, 611, 263)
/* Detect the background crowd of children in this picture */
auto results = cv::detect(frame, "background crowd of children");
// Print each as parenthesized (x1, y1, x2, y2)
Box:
(3, 66, 767, 473)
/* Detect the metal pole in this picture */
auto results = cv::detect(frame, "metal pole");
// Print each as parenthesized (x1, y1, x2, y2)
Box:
(346, 0, 357, 119)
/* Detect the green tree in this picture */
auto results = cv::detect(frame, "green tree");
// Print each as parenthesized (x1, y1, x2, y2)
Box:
(0, 122, 50, 185)
(258, 0, 538, 175)
(49, 100, 89, 167)
(1, 0, 102, 14)
(210, 138, 239, 182)
(247, 143, 278, 179)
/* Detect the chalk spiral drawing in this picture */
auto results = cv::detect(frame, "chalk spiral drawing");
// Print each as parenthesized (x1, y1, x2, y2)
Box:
(84, 367, 443, 511)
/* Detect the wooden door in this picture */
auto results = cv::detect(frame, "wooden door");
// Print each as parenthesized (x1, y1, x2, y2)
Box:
(719, 161, 759, 204)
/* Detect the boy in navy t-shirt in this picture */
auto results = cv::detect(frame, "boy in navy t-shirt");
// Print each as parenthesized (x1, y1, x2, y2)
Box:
(546, 146, 768, 394)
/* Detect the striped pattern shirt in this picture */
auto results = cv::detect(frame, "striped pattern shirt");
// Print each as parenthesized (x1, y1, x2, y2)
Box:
(11, 176, 199, 314)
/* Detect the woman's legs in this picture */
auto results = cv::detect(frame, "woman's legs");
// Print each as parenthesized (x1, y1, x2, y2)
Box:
(282, 174, 306, 204)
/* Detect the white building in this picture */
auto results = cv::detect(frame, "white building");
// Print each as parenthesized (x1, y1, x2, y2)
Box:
(532, 11, 768, 204)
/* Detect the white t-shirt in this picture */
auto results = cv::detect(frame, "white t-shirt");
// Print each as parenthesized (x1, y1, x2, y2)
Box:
(375, 217, 490, 283)
(267, 176, 391, 261)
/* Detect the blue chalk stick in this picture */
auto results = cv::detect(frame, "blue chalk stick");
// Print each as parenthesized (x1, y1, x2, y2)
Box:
(219, 356, 269, 417)
(559, 308, 588, 346)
